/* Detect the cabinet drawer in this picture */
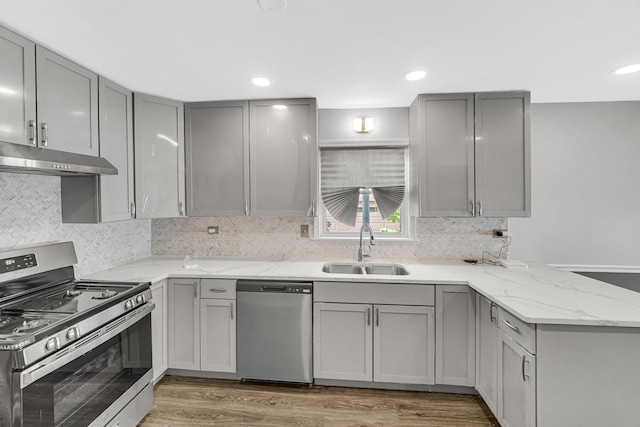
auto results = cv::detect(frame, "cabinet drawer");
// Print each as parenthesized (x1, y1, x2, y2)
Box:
(201, 279, 236, 299)
(314, 281, 434, 306)
(497, 308, 535, 354)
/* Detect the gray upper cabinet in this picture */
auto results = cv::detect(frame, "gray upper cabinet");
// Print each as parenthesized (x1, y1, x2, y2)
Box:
(249, 98, 318, 216)
(98, 78, 135, 222)
(410, 91, 530, 217)
(185, 101, 250, 216)
(0, 26, 36, 146)
(35, 46, 99, 156)
(60, 78, 134, 223)
(134, 93, 185, 218)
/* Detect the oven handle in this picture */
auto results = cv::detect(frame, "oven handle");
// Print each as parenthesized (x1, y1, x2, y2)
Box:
(20, 302, 154, 389)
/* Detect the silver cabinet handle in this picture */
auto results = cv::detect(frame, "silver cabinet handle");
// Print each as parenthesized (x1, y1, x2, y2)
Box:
(178, 201, 184, 216)
(28, 120, 36, 145)
(130, 202, 136, 219)
(471, 200, 476, 216)
(477, 202, 483, 216)
(375, 308, 380, 327)
(230, 302, 234, 320)
(193, 282, 198, 299)
(522, 355, 529, 381)
(490, 302, 496, 323)
(366, 307, 371, 326)
(502, 319, 520, 333)
(41, 122, 48, 147)
(244, 201, 249, 216)
(208, 288, 227, 293)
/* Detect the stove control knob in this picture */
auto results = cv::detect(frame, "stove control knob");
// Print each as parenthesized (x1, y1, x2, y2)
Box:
(136, 294, 146, 304)
(66, 328, 79, 341)
(125, 300, 134, 310)
(45, 337, 60, 352)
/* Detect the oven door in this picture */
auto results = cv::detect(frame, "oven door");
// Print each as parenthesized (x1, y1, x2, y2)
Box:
(14, 303, 154, 427)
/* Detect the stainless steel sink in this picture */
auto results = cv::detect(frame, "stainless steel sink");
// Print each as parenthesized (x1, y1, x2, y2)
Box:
(363, 264, 410, 275)
(321, 262, 409, 276)
(321, 263, 364, 274)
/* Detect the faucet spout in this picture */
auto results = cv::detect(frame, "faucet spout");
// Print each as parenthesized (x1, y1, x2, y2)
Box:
(358, 223, 375, 262)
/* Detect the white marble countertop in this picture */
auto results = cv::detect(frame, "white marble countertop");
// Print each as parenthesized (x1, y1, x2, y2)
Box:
(82, 257, 640, 327)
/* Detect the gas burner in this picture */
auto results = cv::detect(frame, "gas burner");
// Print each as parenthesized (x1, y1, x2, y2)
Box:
(92, 290, 117, 300)
(13, 319, 51, 334)
(63, 289, 82, 298)
(0, 317, 11, 328)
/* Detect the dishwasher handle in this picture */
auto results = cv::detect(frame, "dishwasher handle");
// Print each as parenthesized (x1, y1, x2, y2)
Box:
(262, 286, 288, 292)
(237, 280, 313, 294)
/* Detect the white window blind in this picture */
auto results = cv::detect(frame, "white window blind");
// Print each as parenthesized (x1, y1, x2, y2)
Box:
(320, 148, 405, 226)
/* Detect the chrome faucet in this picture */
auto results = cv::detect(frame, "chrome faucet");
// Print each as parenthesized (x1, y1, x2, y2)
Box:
(358, 223, 375, 262)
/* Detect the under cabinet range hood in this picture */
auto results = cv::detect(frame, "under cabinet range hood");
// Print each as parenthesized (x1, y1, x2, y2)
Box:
(0, 141, 118, 176)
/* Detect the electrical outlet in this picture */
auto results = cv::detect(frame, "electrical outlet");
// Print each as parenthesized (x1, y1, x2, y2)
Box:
(300, 224, 309, 238)
(208, 226, 220, 235)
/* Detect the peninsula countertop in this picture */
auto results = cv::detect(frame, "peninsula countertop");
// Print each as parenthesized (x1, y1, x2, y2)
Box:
(82, 257, 640, 328)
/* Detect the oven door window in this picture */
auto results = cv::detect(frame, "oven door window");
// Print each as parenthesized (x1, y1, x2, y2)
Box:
(21, 315, 152, 427)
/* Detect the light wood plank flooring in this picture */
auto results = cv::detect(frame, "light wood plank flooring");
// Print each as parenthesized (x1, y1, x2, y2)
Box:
(139, 376, 499, 426)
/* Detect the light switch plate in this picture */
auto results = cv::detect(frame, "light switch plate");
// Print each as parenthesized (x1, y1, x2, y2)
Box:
(300, 225, 309, 238)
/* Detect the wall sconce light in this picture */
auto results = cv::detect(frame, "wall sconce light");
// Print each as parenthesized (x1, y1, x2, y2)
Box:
(354, 117, 374, 133)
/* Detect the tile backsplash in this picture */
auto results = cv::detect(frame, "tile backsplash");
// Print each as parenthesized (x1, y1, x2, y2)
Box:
(0, 173, 151, 276)
(1, 172, 508, 276)
(152, 216, 508, 261)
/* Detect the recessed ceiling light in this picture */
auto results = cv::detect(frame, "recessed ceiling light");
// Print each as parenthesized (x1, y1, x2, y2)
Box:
(404, 70, 427, 81)
(272, 105, 287, 110)
(257, 0, 287, 13)
(612, 63, 640, 75)
(251, 77, 271, 87)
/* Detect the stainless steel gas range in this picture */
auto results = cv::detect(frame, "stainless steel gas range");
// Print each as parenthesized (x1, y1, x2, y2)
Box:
(0, 242, 154, 427)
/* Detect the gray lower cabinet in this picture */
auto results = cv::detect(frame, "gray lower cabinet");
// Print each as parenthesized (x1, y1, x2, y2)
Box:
(314, 302, 434, 384)
(0, 25, 36, 147)
(35, 46, 99, 156)
(200, 279, 236, 373)
(435, 285, 476, 386)
(409, 91, 530, 217)
(60, 78, 135, 223)
(168, 278, 200, 370)
(185, 98, 317, 217)
(185, 101, 249, 216)
(475, 294, 498, 414)
(134, 93, 185, 218)
(151, 280, 168, 383)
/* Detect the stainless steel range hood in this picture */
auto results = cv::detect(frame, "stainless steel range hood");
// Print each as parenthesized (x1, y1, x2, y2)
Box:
(0, 141, 117, 176)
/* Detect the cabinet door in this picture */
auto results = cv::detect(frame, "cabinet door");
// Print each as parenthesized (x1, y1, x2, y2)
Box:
(151, 280, 168, 383)
(435, 285, 476, 386)
(374, 305, 434, 385)
(476, 294, 498, 414)
(98, 78, 135, 222)
(0, 26, 36, 146)
(249, 98, 317, 216)
(168, 279, 200, 370)
(313, 303, 372, 381)
(134, 93, 185, 218)
(200, 299, 236, 373)
(417, 93, 475, 217)
(35, 46, 98, 156)
(497, 331, 536, 427)
(185, 101, 250, 216)
(475, 92, 531, 217)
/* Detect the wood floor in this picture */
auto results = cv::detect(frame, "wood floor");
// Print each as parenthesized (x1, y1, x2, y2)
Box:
(139, 376, 500, 427)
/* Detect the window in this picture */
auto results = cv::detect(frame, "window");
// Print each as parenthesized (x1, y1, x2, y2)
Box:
(318, 147, 410, 239)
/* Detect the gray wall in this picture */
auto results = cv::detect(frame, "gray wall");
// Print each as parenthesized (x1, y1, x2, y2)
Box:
(510, 101, 640, 267)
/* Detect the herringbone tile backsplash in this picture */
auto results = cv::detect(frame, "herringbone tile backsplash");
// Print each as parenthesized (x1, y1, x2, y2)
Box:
(1, 172, 507, 275)
(0, 173, 151, 276)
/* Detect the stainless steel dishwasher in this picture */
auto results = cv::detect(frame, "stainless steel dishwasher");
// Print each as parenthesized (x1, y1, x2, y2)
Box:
(236, 280, 313, 383)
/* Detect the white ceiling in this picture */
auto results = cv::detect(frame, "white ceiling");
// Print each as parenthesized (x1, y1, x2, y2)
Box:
(0, 0, 638, 108)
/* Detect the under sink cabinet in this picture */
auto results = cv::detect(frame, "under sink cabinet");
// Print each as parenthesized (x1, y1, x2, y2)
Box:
(167, 278, 237, 374)
(185, 98, 318, 217)
(313, 281, 435, 385)
(409, 91, 531, 217)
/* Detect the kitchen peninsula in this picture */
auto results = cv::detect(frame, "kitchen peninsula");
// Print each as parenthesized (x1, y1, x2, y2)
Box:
(85, 257, 640, 427)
